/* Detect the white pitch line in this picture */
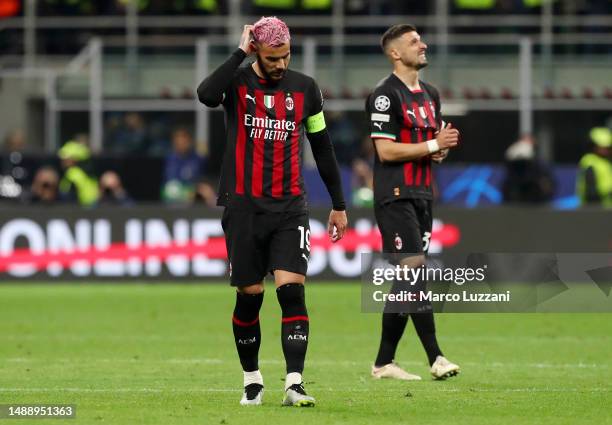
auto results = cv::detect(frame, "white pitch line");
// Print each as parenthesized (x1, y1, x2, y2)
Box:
(3, 334, 609, 343)
(3, 358, 609, 369)
(0, 388, 243, 393)
(0, 387, 609, 394)
(441, 335, 612, 343)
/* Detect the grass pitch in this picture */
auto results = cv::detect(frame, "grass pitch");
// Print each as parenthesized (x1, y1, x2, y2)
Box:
(0, 283, 610, 425)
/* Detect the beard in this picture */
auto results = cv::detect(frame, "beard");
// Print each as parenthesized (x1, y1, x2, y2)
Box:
(256, 54, 286, 81)
(400, 55, 428, 71)
(416, 60, 428, 70)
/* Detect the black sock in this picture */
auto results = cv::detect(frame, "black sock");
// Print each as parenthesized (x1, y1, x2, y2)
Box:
(410, 311, 443, 366)
(276, 283, 309, 374)
(374, 312, 409, 367)
(232, 291, 264, 372)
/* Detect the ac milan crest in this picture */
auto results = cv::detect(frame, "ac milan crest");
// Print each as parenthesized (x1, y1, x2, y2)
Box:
(285, 95, 294, 111)
(394, 234, 403, 250)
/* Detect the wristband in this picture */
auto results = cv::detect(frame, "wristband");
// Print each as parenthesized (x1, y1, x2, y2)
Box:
(426, 139, 440, 154)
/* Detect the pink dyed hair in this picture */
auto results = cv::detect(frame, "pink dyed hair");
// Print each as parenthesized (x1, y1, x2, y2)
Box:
(252, 16, 290, 47)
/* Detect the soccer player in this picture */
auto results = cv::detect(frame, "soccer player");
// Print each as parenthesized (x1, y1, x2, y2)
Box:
(197, 17, 347, 406)
(366, 24, 461, 381)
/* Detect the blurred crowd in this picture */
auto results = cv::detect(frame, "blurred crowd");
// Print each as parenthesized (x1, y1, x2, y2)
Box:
(0, 1, 610, 208)
(1, 125, 217, 208)
(2, 1, 609, 62)
(1, 0, 609, 17)
(1, 0, 223, 16)
(3, 118, 610, 208)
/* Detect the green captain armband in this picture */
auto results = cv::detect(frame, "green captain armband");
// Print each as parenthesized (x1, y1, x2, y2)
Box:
(305, 111, 326, 133)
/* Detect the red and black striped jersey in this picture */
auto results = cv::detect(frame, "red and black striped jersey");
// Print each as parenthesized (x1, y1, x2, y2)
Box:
(217, 66, 323, 212)
(366, 74, 442, 204)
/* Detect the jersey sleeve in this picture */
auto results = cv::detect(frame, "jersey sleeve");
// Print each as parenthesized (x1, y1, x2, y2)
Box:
(197, 49, 246, 107)
(304, 78, 326, 134)
(220, 77, 237, 107)
(367, 87, 400, 141)
(221, 67, 247, 108)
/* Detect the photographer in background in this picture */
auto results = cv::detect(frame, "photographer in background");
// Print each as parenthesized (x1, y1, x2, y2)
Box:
(58, 141, 99, 207)
(577, 127, 611, 207)
(502, 134, 555, 204)
(21, 166, 61, 205)
(98, 171, 134, 207)
(161, 127, 204, 205)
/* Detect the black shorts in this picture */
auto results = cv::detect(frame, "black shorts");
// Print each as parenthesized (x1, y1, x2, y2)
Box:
(221, 208, 310, 286)
(374, 198, 433, 259)
(375, 198, 434, 313)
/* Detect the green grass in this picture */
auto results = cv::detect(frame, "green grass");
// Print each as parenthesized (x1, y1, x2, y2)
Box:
(0, 283, 610, 425)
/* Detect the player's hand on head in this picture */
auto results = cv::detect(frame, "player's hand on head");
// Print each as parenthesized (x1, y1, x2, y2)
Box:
(328, 209, 348, 243)
(239, 25, 256, 55)
(435, 122, 460, 150)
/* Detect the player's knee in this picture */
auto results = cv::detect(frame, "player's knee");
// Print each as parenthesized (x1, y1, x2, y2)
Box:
(276, 283, 307, 316)
(276, 282, 304, 300)
(237, 283, 264, 295)
(400, 255, 426, 269)
(274, 270, 305, 286)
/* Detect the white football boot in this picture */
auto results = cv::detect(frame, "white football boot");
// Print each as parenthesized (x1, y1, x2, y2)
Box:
(371, 362, 422, 381)
(430, 356, 460, 380)
(282, 383, 316, 407)
(240, 370, 264, 405)
(240, 383, 264, 405)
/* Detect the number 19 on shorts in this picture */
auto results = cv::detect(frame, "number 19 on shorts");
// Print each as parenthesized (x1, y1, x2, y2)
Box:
(298, 225, 311, 252)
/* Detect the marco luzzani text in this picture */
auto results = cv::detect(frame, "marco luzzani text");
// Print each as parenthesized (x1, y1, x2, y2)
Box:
(371, 265, 512, 303)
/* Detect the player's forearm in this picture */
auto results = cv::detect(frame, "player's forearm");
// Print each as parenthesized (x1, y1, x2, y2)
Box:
(197, 48, 247, 107)
(375, 140, 431, 163)
(308, 129, 346, 211)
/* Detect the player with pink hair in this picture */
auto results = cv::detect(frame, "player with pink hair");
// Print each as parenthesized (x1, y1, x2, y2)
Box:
(245, 16, 292, 82)
(252, 16, 290, 47)
(198, 16, 347, 407)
